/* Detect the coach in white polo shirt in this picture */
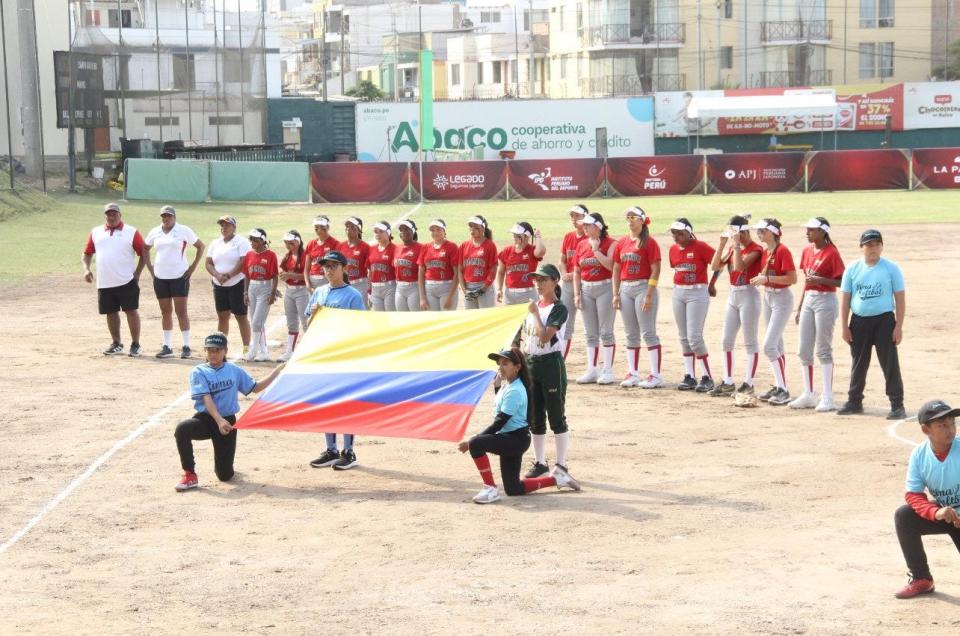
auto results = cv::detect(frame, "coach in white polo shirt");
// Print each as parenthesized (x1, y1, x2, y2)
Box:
(144, 205, 205, 360)
(205, 215, 253, 358)
(82, 202, 146, 356)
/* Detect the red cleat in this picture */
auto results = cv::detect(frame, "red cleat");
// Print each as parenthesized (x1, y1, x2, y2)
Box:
(894, 575, 935, 599)
(175, 471, 198, 492)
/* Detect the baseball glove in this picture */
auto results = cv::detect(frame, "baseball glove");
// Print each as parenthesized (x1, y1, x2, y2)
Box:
(733, 391, 759, 408)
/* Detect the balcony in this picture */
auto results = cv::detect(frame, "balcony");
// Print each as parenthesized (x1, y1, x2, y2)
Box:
(580, 73, 685, 97)
(581, 23, 685, 49)
(756, 69, 833, 88)
(761, 20, 832, 44)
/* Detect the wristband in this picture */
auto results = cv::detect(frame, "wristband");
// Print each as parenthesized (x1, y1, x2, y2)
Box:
(648, 278, 658, 288)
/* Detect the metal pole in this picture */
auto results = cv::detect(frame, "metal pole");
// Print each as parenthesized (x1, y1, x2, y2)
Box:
(843, 0, 848, 83)
(184, 0, 192, 140)
(117, 0, 127, 140)
(743, 0, 747, 86)
(237, 0, 245, 143)
(528, 0, 535, 97)
(513, 3, 520, 97)
(68, 1, 77, 191)
(697, 0, 703, 89)
(16, 0, 42, 180)
(392, 13, 399, 100)
(29, 0, 46, 190)
(213, 0, 222, 144)
(340, 7, 346, 95)
(715, 2, 721, 86)
(261, 0, 267, 144)
(0, 0, 14, 188)
(154, 0, 163, 142)
(321, 5, 327, 101)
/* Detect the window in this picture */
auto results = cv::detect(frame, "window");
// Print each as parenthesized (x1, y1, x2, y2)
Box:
(559, 6, 565, 31)
(451, 63, 460, 86)
(577, 4, 583, 30)
(108, 9, 132, 28)
(172, 54, 195, 90)
(145, 116, 180, 126)
(480, 11, 501, 23)
(859, 0, 876, 27)
(724, 0, 733, 19)
(208, 116, 243, 126)
(859, 42, 875, 77)
(859, 42, 895, 78)
(511, 61, 518, 83)
(492, 61, 502, 83)
(878, 0, 894, 27)
(721, 46, 733, 70)
(524, 9, 530, 31)
(878, 42, 894, 76)
(560, 55, 567, 79)
(860, 0, 894, 27)
(477, 62, 485, 84)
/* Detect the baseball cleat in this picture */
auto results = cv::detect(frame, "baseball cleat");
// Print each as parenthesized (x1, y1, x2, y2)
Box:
(525, 461, 550, 479)
(156, 345, 175, 359)
(103, 342, 124, 356)
(709, 382, 736, 397)
(788, 392, 818, 409)
(175, 471, 198, 492)
(472, 485, 501, 504)
(552, 464, 581, 491)
(619, 373, 640, 388)
(597, 369, 616, 385)
(736, 382, 755, 395)
(768, 388, 791, 406)
(576, 368, 599, 384)
(677, 375, 697, 391)
(695, 376, 715, 393)
(815, 395, 837, 412)
(894, 575, 935, 599)
(638, 374, 664, 389)
(758, 386, 778, 402)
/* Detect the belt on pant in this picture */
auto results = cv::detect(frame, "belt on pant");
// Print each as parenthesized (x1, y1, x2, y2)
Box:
(370, 281, 396, 288)
(580, 279, 611, 288)
(804, 290, 835, 296)
(248, 279, 271, 286)
(425, 280, 452, 286)
(729, 284, 755, 291)
(620, 279, 649, 287)
(396, 280, 418, 286)
(764, 287, 790, 293)
(284, 282, 306, 287)
(505, 286, 535, 292)
(675, 283, 706, 289)
(352, 277, 369, 285)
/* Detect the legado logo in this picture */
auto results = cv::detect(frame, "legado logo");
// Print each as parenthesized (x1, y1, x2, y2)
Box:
(433, 172, 486, 192)
(644, 164, 668, 190)
(527, 166, 577, 192)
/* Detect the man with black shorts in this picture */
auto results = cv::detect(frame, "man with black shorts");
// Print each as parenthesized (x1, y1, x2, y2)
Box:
(82, 202, 146, 356)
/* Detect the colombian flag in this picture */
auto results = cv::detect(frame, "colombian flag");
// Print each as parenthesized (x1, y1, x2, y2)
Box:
(236, 305, 528, 441)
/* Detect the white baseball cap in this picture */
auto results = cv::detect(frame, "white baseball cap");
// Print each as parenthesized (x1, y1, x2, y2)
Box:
(248, 229, 267, 241)
(753, 219, 782, 236)
(428, 219, 446, 230)
(467, 216, 486, 228)
(345, 216, 363, 229)
(398, 219, 416, 231)
(568, 204, 588, 215)
(283, 232, 300, 242)
(669, 220, 693, 233)
(373, 222, 391, 234)
(577, 214, 602, 227)
(312, 216, 330, 227)
(160, 205, 176, 217)
(804, 217, 831, 233)
(510, 223, 532, 236)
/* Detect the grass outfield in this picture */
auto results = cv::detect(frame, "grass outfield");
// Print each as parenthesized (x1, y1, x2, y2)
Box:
(1, 189, 958, 279)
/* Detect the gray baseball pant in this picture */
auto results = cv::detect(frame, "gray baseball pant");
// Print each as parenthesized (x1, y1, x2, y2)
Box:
(619, 281, 660, 348)
(371, 281, 397, 311)
(247, 280, 274, 334)
(394, 281, 420, 311)
(463, 283, 496, 309)
(672, 286, 710, 356)
(283, 285, 310, 333)
(797, 292, 837, 366)
(580, 280, 615, 348)
(504, 287, 538, 306)
(308, 274, 328, 289)
(561, 280, 578, 344)
(350, 278, 370, 309)
(762, 288, 794, 362)
(721, 286, 761, 354)
(425, 281, 458, 311)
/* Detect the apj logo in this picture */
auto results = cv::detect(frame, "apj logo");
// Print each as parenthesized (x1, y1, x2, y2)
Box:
(644, 164, 668, 190)
(527, 166, 577, 192)
(724, 169, 736, 180)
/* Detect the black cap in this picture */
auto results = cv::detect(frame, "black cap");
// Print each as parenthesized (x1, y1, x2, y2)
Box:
(320, 250, 348, 266)
(533, 263, 561, 281)
(917, 399, 960, 425)
(487, 348, 521, 364)
(204, 332, 228, 349)
(859, 229, 883, 246)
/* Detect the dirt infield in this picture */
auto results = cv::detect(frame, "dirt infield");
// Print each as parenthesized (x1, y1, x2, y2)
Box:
(2, 224, 960, 634)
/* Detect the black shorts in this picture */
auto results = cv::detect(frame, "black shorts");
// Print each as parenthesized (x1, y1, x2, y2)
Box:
(98, 279, 140, 315)
(153, 276, 190, 299)
(213, 280, 247, 316)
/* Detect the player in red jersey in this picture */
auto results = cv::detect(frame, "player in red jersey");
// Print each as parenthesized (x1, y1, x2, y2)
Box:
(339, 216, 371, 308)
(668, 218, 716, 393)
(418, 219, 460, 311)
(393, 220, 423, 311)
(573, 213, 618, 385)
(242, 228, 278, 362)
(303, 215, 339, 292)
(559, 204, 590, 359)
(460, 215, 498, 309)
(497, 221, 545, 305)
(369, 221, 398, 311)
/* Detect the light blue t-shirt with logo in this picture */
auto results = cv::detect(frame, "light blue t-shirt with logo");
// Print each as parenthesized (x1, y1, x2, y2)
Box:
(905, 440, 960, 511)
(190, 362, 257, 416)
(493, 378, 528, 434)
(840, 257, 905, 317)
(305, 283, 366, 318)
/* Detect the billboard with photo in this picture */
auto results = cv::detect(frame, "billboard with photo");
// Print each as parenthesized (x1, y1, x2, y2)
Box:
(903, 82, 960, 130)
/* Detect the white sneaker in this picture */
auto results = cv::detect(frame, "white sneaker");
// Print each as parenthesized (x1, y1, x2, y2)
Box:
(472, 485, 500, 504)
(277, 350, 293, 362)
(619, 373, 640, 388)
(788, 391, 819, 409)
(242, 348, 257, 362)
(254, 351, 269, 362)
(552, 465, 581, 491)
(638, 374, 664, 389)
(815, 395, 837, 412)
(576, 368, 599, 384)
(597, 369, 615, 385)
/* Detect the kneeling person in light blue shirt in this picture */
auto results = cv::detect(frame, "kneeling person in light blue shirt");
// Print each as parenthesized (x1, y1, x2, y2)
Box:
(174, 331, 285, 492)
(305, 250, 367, 471)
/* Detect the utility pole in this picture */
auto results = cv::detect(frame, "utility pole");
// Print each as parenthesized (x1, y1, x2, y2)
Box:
(340, 8, 345, 95)
(17, 0, 42, 178)
(0, 0, 15, 188)
(154, 0, 163, 143)
(321, 4, 327, 101)
(697, 0, 703, 89)
(715, 0, 722, 87)
(237, 2, 245, 143)
(184, 0, 193, 140)
(68, 0, 77, 191)
(528, 0, 535, 97)
(513, 3, 520, 97)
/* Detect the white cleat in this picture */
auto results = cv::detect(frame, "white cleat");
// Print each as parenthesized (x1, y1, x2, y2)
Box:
(638, 374, 664, 389)
(472, 485, 501, 504)
(576, 368, 599, 384)
(619, 373, 640, 388)
(597, 369, 616, 385)
(552, 465, 581, 491)
(788, 392, 819, 409)
(253, 351, 270, 362)
(277, 350, 293, 362)
(815, 395, 837, 412)
(242, 348, 257, 362)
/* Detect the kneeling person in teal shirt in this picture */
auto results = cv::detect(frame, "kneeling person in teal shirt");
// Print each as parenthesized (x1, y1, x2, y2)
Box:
(174, 332, 285, 492)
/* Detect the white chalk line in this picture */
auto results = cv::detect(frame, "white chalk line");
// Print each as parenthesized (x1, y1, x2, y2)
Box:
(0, 316, 286, 556)
(886, 415, 920, 448)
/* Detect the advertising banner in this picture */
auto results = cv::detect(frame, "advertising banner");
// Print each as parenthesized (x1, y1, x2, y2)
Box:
(411, 161, 508, 200)
(310, 162, 410, 203)
(355, 98, 655, 162)
(835, 85, 903, 131)
(807, 149, 909, 192)
(912, 147, 960, 189)
(904, 82, 960, 130)
(707, 152, 805, 193)
(606, 155, 704, 196)
(506, 158, 605, 199)
(655, 88, 836, 137)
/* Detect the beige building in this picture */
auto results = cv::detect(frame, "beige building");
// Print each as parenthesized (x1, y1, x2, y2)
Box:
(548, 0, 956, 98)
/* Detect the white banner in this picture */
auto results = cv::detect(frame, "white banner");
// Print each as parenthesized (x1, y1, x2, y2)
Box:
(904, 82, 960, 130)
(355, 98, 655, 162)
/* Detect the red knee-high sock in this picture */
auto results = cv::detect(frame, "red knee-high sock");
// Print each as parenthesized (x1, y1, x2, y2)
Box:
(290, 331, 299, 351)
(563, 339, 572, 360)
(697, 354, 712, 379)
(473, 455, 496, 487)
(523, 476, 556, 493)
(777, 355, 787, 385)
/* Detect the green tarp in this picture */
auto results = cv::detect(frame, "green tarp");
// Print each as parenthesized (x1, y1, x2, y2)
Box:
(125, 159, 209, 202)
(210, 162, 310, 202)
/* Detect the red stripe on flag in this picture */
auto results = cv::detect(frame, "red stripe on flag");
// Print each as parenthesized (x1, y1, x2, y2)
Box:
(236, 399, 476, 442)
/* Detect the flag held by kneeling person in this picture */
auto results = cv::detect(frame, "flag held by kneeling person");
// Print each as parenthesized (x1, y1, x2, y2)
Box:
(236, 305, 528, 442)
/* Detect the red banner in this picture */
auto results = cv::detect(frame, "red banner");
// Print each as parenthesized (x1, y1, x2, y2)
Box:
(912, 147, 960, 189)
(606, 155, 704, 196)
(411, 161, 508, 200)
(311, 162, 410, 203)
(506, 158, 605, 199)
(807, 149, 909, 192)
(836, 85, 904, 131)
(707, 152, 804, 194)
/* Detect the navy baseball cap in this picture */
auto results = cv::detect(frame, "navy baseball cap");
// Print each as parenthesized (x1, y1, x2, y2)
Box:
(860, 229, 883, 246)
(204, 332, 228, 349)
(320, 250, 348, 266)
(917, 399, 960, 425)
(488, 348, 522, 364)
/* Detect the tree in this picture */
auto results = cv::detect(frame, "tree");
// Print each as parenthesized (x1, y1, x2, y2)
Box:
(345, 80, 387, 101)
(932, 38, 960, 80)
